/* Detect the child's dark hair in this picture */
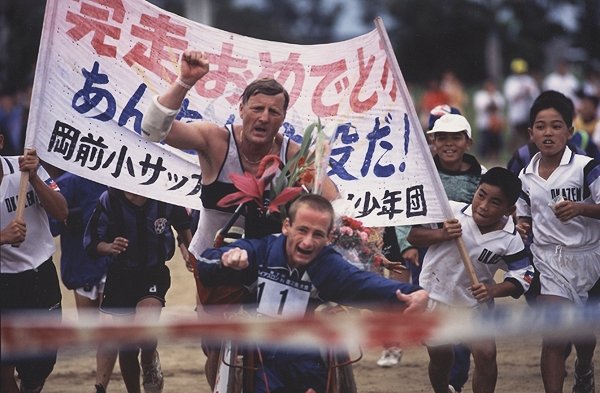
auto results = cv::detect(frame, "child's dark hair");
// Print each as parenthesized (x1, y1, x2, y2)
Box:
(529, 90, 574, 127)
(479, 167, 522, 206)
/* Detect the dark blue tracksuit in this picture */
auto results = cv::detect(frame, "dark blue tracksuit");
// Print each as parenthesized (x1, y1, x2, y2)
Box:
(198, 234, 422, 393)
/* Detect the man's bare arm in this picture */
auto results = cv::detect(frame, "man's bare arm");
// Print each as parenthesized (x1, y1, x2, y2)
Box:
(142, 50, 216, 152)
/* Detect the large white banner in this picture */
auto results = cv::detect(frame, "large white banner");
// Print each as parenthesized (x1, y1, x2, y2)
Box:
(27, 0, 448, 226)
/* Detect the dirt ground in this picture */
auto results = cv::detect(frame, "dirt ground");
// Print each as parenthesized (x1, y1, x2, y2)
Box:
(41, 244, 598, 393)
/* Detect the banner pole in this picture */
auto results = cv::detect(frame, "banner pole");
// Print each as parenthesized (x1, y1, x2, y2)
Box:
(13, 152, 31, 222)
(373, 17, 479, 286)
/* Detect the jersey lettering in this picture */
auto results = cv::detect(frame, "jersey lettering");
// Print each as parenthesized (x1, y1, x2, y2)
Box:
(550, 187, 582, 202)
(3, 191, 41, 213)
(477, 248, 502, 265)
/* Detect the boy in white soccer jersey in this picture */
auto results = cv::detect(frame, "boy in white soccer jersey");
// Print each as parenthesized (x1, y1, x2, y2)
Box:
(516, 90, 600, 393)
(408, 167, 534, 393)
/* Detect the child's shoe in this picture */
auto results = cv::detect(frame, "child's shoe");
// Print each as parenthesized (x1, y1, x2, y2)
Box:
(572, 359, 594, 393)
(142, 351, 164, 393)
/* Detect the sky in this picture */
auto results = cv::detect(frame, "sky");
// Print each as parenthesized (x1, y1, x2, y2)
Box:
(231, 0, 372, 40)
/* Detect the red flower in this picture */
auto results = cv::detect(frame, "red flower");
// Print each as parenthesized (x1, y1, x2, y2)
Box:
(299, 167, 315, 187)
(217, 154, 303, 214)
(342, 217, 364, 231)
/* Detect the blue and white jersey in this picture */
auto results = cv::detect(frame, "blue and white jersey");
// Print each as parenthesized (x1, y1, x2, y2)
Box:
(1, 156, 60, 273)
(198, 235, 422, 318)
(516, 146, 600, 247)
(419, 201, 533, 308)
(84, 188, 191, 268)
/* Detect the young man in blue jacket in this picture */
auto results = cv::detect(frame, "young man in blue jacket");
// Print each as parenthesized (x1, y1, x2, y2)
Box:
(197, 194, 429, 393)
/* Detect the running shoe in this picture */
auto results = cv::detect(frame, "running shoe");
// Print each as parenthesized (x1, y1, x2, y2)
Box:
(376, 347, 403, 368)
(142, 351, 164, 393)
(573, 360, 595, 393)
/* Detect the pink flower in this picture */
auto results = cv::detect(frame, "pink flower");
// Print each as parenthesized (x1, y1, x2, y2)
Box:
(330, 215, 384, 271)
(340, 226, 352, 235)
(359, 231, 368, 242)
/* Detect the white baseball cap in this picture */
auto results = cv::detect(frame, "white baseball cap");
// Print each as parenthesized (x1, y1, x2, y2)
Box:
(426, 113, 472, 139)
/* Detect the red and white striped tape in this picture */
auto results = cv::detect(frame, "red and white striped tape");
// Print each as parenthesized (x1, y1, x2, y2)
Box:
(1, 304, 598, 359)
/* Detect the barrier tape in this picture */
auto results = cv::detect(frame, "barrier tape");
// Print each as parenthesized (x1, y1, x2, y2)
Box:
(1, 304, 599, 359)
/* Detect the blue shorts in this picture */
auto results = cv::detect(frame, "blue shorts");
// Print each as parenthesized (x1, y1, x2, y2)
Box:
(100, 263, 171, 315)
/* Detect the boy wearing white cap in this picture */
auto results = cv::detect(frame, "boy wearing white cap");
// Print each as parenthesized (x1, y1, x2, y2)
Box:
(426, 114, 486, 204)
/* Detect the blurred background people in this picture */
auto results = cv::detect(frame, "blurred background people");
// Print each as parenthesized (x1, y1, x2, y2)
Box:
(504, 58, 540, 152)
(474, 78, 506, 162)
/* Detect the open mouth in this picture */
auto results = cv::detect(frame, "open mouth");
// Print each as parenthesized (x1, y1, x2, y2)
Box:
(296, 247, 312, 256)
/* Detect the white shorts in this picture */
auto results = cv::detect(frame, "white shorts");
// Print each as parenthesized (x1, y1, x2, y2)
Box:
(531, 243, 600, 304)
(74, 275, 107, 301)
(425, 298, 481, 346)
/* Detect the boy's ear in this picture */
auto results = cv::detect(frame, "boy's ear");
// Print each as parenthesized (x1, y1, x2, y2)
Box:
(568, 125, 575, 136)
(282, 217, 291, 236)
(466, 137, 473, 149)
(507, 205, 516, 216)
(327, 230, 334, 244)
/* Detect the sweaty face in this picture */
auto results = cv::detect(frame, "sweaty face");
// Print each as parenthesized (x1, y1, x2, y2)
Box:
(471, 183, 513, 233)
(282, 205, 332, 269)
(239, 93, 286, 146)
(432, 132, 472, 168)
(528, 108, 572, 159)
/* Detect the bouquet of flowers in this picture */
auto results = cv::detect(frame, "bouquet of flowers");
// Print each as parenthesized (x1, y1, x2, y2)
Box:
(217, 120, 332, 220)
(330, 216, 384, 272)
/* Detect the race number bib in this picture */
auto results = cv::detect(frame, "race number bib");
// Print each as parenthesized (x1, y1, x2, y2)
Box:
(256, 269, 311, 319)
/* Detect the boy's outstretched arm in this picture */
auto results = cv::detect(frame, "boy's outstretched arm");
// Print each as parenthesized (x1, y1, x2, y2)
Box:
(407, 219, 462, 248)
(395, 289, 429, 314)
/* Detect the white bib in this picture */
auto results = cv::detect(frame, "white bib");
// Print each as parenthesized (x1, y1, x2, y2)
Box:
(256, 269, 311, 319)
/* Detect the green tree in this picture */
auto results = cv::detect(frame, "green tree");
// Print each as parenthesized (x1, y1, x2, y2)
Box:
(574, 0, 600, 63)
(0, 0, 47, 89)
(360, 0, 574, 83)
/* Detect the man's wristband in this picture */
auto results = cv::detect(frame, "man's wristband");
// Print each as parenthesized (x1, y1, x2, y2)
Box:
(175, 78, 193, 90)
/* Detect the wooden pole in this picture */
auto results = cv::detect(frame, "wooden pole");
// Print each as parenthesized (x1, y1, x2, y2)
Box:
(373, 17, 479, 286)
(11, 149, 32, 248)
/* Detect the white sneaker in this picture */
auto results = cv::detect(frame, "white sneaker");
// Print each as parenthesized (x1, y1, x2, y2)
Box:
(376, 347, 403, 367)
(142, 351, 164, 393)
(448, 385, 456, 393)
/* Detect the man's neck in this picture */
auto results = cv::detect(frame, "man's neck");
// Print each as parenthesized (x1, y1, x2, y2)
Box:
(238, 129, 277, 165)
